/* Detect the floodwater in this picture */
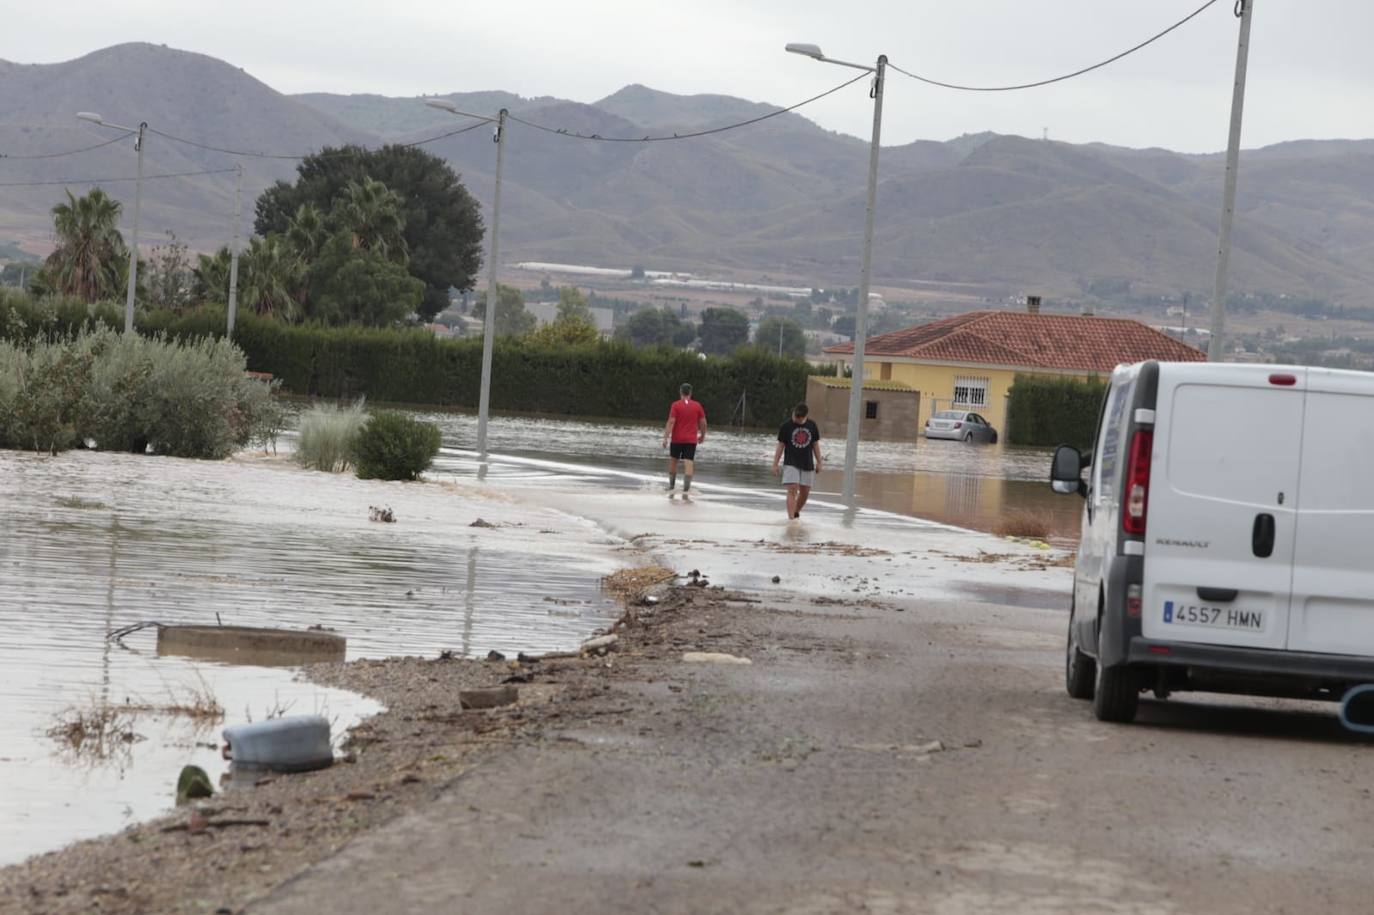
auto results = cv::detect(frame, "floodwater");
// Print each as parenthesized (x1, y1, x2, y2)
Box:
(1, 409, 1068, 866)
(0, 449, 626, 866)
(405, 411, 1080, 544)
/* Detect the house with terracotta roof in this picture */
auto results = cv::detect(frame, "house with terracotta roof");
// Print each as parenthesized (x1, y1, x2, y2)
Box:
(822, 300, 1204, 439)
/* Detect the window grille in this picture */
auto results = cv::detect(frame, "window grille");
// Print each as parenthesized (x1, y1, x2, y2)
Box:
(952, 376, 989, 407)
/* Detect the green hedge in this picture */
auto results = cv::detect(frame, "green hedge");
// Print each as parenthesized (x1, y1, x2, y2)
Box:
(1006, 374, 1107, 448)
(0, 295, 824, 428)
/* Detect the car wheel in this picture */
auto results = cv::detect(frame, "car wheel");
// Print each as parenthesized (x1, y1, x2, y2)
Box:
(1092, 627, 1139, 723)
(963, 431, 973, 442)
(990, 431, 999, 444)
(1065, 611, 1095, 700)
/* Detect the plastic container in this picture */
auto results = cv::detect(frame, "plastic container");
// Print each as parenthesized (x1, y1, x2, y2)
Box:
(222, 715, 334, 772)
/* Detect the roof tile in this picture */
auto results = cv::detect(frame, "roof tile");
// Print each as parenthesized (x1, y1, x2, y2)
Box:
(824, 310, 1204, 372)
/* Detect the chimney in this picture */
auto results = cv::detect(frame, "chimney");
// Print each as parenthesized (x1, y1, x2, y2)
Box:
(1026, 295, 1041, 315)
(1081, 302, 1095, 316)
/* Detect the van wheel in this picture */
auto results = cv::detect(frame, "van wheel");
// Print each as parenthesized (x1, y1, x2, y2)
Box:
(1092, 645, 1140, 723)
(1065, 618, 1095, 700)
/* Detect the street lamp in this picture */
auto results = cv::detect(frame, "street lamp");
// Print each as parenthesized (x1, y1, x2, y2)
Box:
(785, 44, 887, 507)
(426, 99, 505, 458)
(77, 112, 146, 334)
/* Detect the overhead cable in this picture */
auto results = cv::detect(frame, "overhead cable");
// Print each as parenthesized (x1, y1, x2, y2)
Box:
(0, 167, 239, 188)
(889, 0, 1224, 92)
(505, 72, 869, 142)
(0, 131, 136, 160)
(144, 118, 488, 161)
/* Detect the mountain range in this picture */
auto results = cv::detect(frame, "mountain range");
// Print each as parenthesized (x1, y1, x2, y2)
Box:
(4, 43, 1374, 307)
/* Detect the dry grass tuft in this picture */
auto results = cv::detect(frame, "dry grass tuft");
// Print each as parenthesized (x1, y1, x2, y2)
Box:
(994, 510, 1052, 540)
(601, 566, 677, 602)
(46, 704, 142, 759)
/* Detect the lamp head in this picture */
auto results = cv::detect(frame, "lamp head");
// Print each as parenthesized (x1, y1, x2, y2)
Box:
(76, 111, 105, 124)
(425, 98, 459, 113)
(785, 43, 825, 60)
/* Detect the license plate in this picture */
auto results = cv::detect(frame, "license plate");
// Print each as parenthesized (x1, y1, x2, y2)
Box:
(1163, 600, 1264, 631)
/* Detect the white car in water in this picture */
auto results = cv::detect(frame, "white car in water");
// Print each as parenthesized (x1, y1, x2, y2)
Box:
(923, 410, 998, 443)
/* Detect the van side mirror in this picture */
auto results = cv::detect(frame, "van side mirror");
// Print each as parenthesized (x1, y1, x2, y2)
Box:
(1050, 444, 1087, 497)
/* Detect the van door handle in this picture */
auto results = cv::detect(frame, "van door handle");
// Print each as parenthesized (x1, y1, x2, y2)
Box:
(1252, 513, 1276, 558)
(1197, 587, 1239, 602)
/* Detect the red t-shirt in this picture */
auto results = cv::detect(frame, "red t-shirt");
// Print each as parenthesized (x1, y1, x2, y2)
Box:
(668, 398, 706, 444)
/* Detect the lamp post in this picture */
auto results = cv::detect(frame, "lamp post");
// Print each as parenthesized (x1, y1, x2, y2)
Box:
(785, 44, 886, 507)
(77, 112, 145, 334)
(426, 99, 504, 458)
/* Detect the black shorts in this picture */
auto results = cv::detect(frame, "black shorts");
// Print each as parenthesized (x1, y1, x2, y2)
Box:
(669, 443, 697, 461)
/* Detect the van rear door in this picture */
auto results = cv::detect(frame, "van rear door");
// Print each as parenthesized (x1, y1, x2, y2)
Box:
(1141, 366, 1304, 651)
(1287, 368, 1374, 655)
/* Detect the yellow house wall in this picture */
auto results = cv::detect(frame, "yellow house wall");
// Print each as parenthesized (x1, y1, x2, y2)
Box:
(858, 360, 1096, 433)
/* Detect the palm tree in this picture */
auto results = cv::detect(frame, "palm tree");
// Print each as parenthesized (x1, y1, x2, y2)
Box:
(193, 247, 233, 305)
(285, 202, 328, 264)
(42, 188, 128, 302)
(331, 178, 408, 263)
(240, 236, 303, 321)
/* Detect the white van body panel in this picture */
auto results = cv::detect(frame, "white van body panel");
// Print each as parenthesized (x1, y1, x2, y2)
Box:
(1140, 365, 1304, 651)
(1288, 369, 1374, 655)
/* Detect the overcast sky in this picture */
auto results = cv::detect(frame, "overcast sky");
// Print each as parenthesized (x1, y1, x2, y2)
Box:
(5, 0, 1372, 153)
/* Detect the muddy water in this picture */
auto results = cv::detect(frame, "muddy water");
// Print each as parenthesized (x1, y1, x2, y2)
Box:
(0, 450, 626, 866)
(406, 411, 1079, 543)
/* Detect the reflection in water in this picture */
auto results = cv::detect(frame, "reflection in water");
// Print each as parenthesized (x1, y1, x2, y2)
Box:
(0, 449, 626, 867)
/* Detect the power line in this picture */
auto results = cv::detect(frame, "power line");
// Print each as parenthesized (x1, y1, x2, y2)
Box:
(506, 72, 869, 142)
(145, 118, 488, 161)
(0, 131, 136, 160)
(0, 167, 238, 188)
(889, 0, 1225, 92)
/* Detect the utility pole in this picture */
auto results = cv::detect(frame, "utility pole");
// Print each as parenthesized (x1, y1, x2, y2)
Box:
(1208, 0, 1255, 362)
(124, 123, 147, 334)
(227, 163, 243, 337)
(477, 109, 509, 459)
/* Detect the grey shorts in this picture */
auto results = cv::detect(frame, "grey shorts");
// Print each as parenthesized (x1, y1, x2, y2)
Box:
(782, 466, 815, 487)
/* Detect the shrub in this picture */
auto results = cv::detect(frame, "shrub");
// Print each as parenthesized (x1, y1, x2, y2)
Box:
(0, 328, 281, 458)
(1006, 374, 1107, 448)
(353, 411, 441, 481)
(295, 401, 367, 472)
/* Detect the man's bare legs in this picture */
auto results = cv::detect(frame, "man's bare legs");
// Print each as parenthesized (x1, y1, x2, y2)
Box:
(785, 483, 799, 518)
(794, 484, 812, 516)
(682, 458, 694, 492)
(667, 456, 679, 490)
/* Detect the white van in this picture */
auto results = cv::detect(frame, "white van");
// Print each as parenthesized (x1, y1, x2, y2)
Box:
(1050, 360, 1374, 723)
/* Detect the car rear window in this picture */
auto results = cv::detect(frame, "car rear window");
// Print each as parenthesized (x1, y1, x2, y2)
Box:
(933, 411, 961, 419)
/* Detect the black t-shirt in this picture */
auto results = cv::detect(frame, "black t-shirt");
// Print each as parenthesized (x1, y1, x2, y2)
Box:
(777, 419, 821, 471)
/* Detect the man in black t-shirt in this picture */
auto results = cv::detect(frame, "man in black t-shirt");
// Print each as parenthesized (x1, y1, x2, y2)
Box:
(772, 402, 822, 520)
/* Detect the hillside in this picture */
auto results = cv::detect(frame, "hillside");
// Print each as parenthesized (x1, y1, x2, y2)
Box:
(4, 43, 1374, 306)
(0, 43, 369, 252)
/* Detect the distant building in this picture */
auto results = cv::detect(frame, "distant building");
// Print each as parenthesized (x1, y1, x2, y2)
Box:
(823, 301, 1205, 439)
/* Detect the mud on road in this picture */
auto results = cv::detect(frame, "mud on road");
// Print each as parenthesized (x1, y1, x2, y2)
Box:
(5, 581, 1373, 915)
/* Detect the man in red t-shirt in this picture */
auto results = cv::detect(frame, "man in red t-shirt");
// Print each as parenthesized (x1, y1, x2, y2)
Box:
(661, 383, 707, 492)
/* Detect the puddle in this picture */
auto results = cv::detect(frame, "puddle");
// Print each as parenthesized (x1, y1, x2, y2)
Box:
(953, 583, 1071, 611)
(0, 448, 628, 866)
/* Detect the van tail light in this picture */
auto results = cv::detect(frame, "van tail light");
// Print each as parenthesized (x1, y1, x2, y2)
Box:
(1126, 584, 1142, 618)
(1269, 373, 1297, 386)
(1123, 429, 1153, 535)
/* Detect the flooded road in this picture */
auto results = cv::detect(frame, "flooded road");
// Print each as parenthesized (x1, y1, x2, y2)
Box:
(0, 450, 626, 866)
(409, 410, 1078, 544)
(1, 409, 1068, 866)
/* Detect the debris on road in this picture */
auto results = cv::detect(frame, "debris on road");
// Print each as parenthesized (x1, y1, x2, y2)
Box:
(459, 685, 519, 710)
(368, 506, 395, 523)
(682, 652, 752, 665)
